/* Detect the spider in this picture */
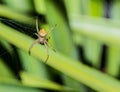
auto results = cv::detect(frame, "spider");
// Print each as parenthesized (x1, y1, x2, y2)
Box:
(28, 17, 56, 63)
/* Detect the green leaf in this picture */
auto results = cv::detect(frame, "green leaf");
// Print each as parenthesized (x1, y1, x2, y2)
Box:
(20, 71, 73, 91)
(0, 84, 41, 92)
(0, 21, 120, 92)
(0, 5, 34, 24)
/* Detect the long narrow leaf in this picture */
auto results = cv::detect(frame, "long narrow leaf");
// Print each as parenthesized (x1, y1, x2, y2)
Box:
(0, 22, 120, 92)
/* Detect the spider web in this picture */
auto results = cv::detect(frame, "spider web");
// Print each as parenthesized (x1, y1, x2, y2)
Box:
(0, 17, 37, 58)
(0, 16, 52, 58)
(0, 16, 48, 79)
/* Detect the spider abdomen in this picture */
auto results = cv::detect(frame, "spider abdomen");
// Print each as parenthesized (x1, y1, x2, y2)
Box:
(39, 37, 47, 45)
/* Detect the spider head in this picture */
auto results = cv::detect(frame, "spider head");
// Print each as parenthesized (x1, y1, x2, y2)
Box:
(39, 28, 47, 37)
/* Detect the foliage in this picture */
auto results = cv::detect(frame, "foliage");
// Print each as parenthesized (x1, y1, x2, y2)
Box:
(0, 0, 120, 92)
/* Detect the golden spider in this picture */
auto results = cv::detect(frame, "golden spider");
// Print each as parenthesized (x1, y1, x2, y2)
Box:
(28, 17, 56, 63)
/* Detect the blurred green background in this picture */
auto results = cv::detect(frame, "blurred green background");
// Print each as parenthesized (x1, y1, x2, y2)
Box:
(0, 0, 120, 92)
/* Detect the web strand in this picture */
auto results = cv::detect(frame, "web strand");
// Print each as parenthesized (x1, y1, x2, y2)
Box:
(0, 18, 36, 58)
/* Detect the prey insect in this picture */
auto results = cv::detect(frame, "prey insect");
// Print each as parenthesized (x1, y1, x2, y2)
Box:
(28, 17, 56, 63)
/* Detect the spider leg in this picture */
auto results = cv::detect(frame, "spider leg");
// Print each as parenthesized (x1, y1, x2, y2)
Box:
(45, 41, 56, 52)
(28, 39, 39, 55)
(36, 16, 39, 34)
(44, 42, 49, 63)
(35, 33, 40, 38)
(46, 24, 57, 36)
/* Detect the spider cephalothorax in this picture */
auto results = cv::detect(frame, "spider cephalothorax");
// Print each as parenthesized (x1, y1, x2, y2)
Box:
(28, 17, 56, 63)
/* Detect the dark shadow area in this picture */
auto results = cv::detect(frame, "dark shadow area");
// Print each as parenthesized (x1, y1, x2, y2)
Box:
(77, 46, 93, 66)
(100, 45, 108, 72)
(0, 44, 23, 80)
